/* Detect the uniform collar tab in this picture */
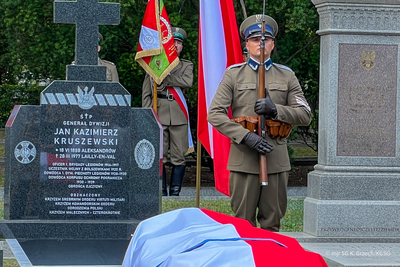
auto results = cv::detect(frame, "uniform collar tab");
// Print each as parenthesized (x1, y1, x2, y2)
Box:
(247, 57, 273, 71)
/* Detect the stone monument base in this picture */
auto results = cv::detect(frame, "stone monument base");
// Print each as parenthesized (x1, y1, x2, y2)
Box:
(7, 238, 130, 266)
(282, 233, 400, 267)
(1, 220, 139, 266)
(0, 219, 139, 239)
(304, 167, 400, 237)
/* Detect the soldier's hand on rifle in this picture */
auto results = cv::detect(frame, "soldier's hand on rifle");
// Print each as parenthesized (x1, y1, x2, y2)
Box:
(242, 132, 273, 154)
(254, 95, 277, 118)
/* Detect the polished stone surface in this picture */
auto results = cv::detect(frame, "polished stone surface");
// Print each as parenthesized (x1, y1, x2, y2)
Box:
(337, 44, 397, 157)
(2, 0, 161, 242)
(306, 0, 400, 237)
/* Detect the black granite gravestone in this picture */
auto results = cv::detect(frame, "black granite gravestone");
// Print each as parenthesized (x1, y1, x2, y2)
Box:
(1, 0, 162, 265)
(6, 84, 161, 223)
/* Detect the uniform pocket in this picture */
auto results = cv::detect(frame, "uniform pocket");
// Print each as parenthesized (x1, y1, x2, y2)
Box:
(275, 138, 290, 168)
(268, 83, 288, 91)
(229, 143, 245, 166)
(236, 82, 257, 105)
(267, 83, 288, 104)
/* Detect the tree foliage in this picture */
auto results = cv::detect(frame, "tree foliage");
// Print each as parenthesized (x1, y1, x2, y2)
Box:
(0, 84, 42, 128)
(0, 0, 319, 149)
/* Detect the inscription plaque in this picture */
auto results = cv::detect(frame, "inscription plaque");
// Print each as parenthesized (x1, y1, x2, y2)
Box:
(337, 44, 397, 157)
(5, 82, 161, 221)
(40, 88, 130, 219)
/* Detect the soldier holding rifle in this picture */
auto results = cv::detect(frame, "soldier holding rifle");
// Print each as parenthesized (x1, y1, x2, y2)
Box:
(208, 14, 311, 231)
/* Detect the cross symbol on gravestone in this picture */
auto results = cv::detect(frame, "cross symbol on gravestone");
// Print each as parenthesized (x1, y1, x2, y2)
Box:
(54, 0, 120, 65)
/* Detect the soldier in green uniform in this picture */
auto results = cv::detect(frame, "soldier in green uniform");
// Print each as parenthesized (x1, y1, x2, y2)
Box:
(142, 27, 194, 196)
(208, 15, 311, 231)
(98, 33, 119, 82)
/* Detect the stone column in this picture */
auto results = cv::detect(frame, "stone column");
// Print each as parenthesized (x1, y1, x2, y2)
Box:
(304, 0, 400, 237)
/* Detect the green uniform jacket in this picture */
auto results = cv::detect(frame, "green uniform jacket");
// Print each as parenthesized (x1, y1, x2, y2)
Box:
(207, 62, 311, 175)
(142, 59, 194, 126)
(99, 58, 119, 82)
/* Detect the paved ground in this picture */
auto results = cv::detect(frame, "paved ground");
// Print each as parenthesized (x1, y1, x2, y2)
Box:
(0, 241, 14, 260)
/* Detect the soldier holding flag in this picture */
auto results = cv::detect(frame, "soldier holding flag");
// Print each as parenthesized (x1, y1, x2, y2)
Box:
(208, 14, 311, 231)
(136, 0, 194, 197)
(142, 27, 193, 196)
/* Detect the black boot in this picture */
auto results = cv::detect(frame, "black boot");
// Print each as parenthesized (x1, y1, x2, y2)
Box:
(161, 164, 167, 196)
(169, 165, 185, 196)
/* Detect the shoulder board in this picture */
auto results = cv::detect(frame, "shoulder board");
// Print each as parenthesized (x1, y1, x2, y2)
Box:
(273, 63, 293, 72)
(102, 59, 116, 66)
(227, 62, 246, 70)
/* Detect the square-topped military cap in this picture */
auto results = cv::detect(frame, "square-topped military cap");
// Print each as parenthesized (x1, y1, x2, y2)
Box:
(240, 14, 278, 39)
(172, 27, 187, 42)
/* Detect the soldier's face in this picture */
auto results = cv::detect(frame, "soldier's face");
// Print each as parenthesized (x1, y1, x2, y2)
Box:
(174, 40, 183, 56)
(246, 36, 274, 61)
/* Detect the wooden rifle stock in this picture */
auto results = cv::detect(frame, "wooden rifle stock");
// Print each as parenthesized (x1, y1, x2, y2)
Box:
(258, 15, 268, 186)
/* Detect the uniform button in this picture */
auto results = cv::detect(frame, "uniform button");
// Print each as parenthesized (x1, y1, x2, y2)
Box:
(277, 85, 280, 89)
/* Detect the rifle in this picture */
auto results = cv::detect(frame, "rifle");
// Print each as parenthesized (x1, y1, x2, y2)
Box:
(257, 2, 268, 186)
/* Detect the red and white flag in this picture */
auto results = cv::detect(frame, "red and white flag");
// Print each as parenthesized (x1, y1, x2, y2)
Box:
(122, 208, 328, 266)
(197, 0, 243, 196)
(135, 0, 178, 84)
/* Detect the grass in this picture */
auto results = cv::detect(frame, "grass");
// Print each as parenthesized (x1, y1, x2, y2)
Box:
(280, 199, 304, 232)
(289, 145, 317, 158)
(4, 260, 19, 267)
(162, 199, 303, 232)
(163, 199, 234, 216)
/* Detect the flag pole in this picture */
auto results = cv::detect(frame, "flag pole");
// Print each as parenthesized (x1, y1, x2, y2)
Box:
(153, 0, 160, 113)
(195, 138, 202, 207)
(153, 82, 158, 112)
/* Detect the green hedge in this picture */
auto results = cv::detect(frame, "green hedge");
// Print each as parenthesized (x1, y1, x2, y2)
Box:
(0, 84, 42, 128)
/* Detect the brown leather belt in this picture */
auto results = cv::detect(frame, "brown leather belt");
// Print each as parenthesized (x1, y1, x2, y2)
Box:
(234, 116, 293, 139)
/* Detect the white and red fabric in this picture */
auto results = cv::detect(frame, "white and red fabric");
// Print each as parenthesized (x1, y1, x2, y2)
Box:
(121, 208, 328, 267)
(167, 86, 194, 152)
(197, 0, 243, 196)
